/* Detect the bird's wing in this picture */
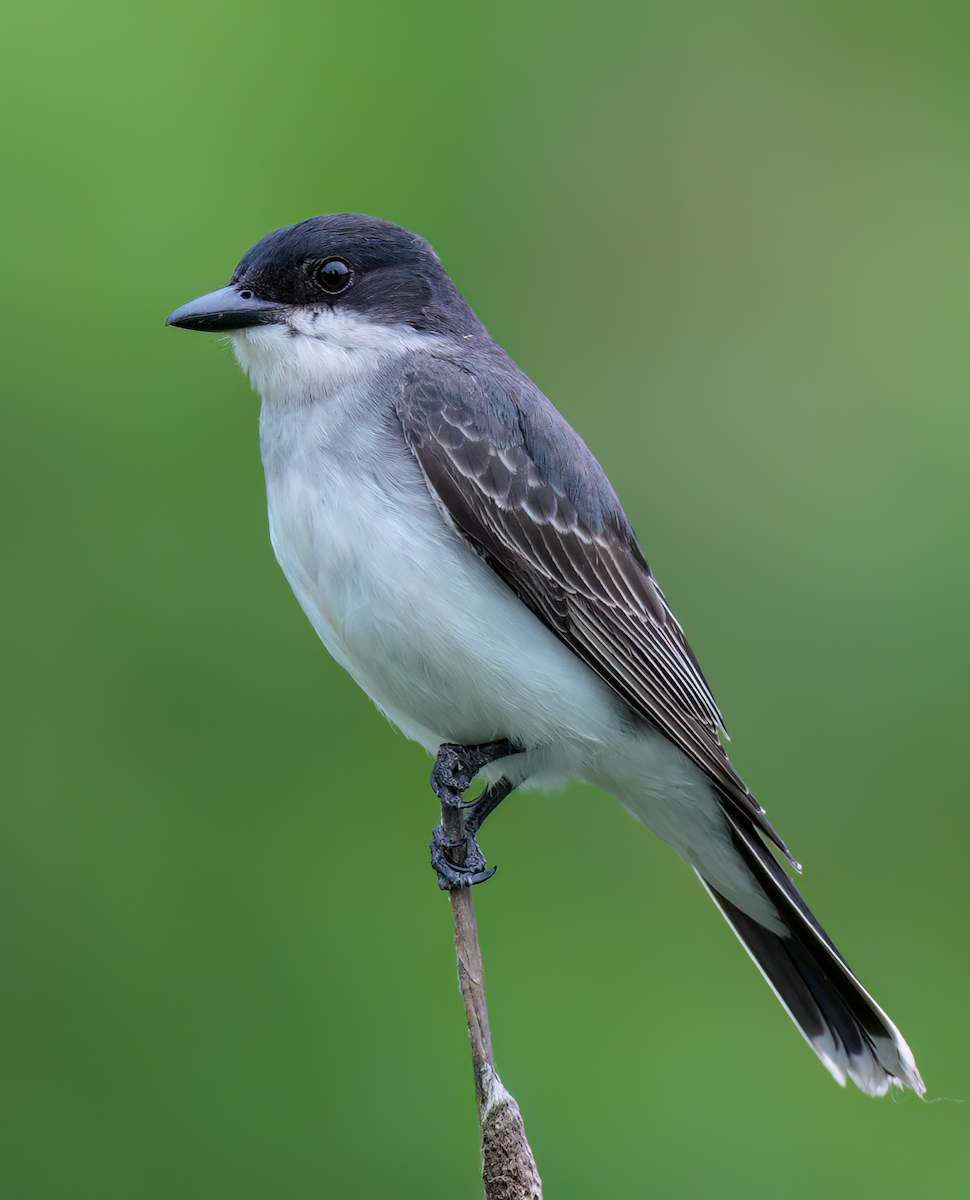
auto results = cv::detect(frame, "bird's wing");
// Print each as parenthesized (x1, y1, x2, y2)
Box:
(395, 353, 796, 865)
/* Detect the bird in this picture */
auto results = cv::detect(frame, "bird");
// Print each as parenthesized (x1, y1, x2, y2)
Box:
(166, 213, 923, 1098)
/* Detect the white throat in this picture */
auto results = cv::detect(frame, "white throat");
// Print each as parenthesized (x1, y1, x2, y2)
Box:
(229, 308, 436, 405)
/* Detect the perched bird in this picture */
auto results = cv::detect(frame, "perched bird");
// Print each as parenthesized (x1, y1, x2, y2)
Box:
(167, 214, 923, 1097)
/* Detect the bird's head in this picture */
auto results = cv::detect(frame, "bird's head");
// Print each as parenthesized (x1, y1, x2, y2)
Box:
(166, 214, 484, 393)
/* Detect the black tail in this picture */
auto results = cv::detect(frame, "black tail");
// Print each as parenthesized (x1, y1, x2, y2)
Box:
(697, 810, 924, 1096)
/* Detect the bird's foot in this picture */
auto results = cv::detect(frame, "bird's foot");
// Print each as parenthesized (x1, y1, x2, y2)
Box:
(429, 740, 518, 891)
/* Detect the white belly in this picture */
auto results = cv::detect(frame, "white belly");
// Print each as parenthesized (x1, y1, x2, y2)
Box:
(265, 446, 626, 777)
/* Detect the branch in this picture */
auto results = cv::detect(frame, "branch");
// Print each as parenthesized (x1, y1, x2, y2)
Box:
(441, 797, 543, 1200)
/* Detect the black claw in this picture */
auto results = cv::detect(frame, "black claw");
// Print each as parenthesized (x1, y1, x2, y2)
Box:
(430, 824, 497, 890)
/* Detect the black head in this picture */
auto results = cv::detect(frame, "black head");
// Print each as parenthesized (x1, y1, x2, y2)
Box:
(166, 214, 484, 338)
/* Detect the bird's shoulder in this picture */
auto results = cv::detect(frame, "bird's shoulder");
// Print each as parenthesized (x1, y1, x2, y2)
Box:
(392, 343, 705, 689)
(394, 344, 642, 551)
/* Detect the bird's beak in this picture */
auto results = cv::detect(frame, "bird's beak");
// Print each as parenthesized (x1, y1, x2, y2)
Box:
(165, 284, 285, 332)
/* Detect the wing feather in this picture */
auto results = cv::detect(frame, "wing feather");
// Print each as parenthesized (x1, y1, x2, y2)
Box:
(396, 354, 796, 865)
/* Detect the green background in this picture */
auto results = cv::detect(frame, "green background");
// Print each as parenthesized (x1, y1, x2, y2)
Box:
(3, 1, 967, 1196)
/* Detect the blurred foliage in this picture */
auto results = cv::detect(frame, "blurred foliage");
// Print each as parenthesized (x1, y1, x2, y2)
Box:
(1, 1, 967, 1196)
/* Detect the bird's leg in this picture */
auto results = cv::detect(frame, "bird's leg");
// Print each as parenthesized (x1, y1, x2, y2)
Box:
(430, 740, 515, 805)
(430, 740, 518, 890)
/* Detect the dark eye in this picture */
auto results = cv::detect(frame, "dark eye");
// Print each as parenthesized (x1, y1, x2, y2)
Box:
(313, 258, 353, 295)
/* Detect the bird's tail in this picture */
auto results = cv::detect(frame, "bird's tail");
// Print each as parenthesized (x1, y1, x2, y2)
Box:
(697, 809, 924, 1097)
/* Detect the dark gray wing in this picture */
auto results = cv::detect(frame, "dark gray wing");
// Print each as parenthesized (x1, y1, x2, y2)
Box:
(395, 352, 796, 865)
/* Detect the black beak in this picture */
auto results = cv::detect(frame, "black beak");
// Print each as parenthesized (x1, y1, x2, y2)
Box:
(166, 284, 285, 332)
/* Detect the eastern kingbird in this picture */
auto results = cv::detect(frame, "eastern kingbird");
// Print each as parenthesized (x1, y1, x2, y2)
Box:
(167, 214, 923, 1097)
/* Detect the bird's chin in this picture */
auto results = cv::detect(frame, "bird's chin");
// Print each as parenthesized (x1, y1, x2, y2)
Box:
(228, 322, 296, 390)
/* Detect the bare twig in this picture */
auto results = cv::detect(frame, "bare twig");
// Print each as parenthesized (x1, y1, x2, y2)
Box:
(441, 798, 543, 1200)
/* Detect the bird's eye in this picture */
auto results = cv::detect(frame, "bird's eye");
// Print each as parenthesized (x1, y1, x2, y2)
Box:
(313, 258, 353, 295)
